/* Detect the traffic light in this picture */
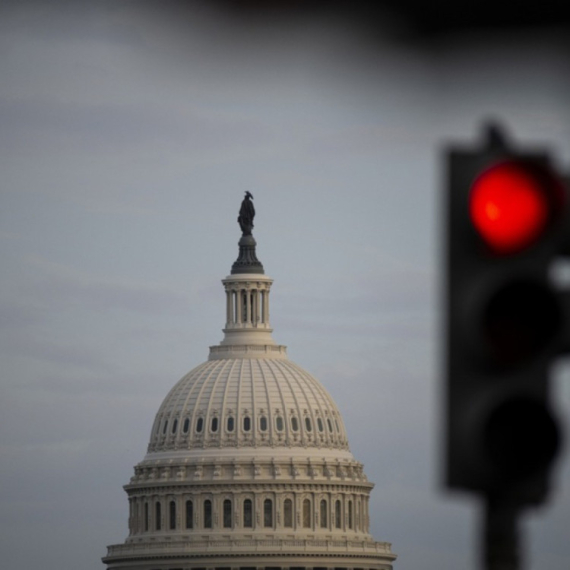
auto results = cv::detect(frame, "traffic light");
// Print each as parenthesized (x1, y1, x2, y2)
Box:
(445, 124, 570, 506)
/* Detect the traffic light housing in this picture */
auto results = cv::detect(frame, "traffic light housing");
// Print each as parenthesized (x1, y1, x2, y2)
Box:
(445, 125, 570, 506)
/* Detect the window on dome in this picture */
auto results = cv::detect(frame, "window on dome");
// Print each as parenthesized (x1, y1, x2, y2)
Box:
(260, 416, 268, 432)
(144, 502, 149, 532)
(305, 417, 312, 432)
(162, 420, 168, 435)
(169, 501, 176, 530)
(291, 417, 299, 432)
(275, 416, 284, 431)
(211, 417, 219, 433)
(263, 499, 273, 528)
(317, 418, 324, 432)
(196, 417, 204, 433)
(335, 500, 342, 529)
(284, 499, 293, 528)
(185, 500, 193, 529)
(183, 418, 190, 434)
(320, 500, 327, 528)
(243, 416, 251, 432)
(227, 416, 234, 432)
(335, 419, 340, 432)
(348, 500, 353, 529)
(171, 419, 178, 434)
(204, 500, 212, 528)
(155, 501, 162, 530)
(243, 499, 253, 528)
(327, 418, 333, 432)
(302, 499, 311, 528)
(223, 499, 232, 528)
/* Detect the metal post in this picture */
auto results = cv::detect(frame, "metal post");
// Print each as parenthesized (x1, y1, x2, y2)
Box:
(483, 498, 520, 570)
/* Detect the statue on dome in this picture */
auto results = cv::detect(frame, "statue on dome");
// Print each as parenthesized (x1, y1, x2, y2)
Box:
(238, 191, 255, 236)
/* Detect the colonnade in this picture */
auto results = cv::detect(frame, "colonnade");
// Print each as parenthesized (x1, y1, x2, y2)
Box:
(224, 279, 272, 329)
(128, 491, 370, 536)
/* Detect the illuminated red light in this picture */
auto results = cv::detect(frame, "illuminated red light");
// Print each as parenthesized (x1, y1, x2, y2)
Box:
(469, 162, 552, 254)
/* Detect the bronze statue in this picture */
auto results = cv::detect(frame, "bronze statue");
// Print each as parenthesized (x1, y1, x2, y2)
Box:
(238, 191, 255, 236)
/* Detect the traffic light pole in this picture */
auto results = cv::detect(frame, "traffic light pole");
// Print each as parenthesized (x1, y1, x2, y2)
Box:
(483, 498, 519, 570)
(483, 498, 520, 570)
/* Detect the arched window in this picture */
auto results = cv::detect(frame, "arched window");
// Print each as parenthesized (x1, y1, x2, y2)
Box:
(317, 418, 324, 432)
(303, 499, 311, 528)
(162, 420, 168, 435)
(183, 418, 190, 433)
(327, 418, 333, 432)
(276, 416, 284, 431)
(260, 416, 268, 431)
(291, 417, 299, 432)
(284, 499, 293, 528)
(335, 500, 341, 529)
(264, 498, 273, 528)
(144, 502, 149, 532)
(185, 500, 193, 529)
(335, 419, 340, 432)
(227, 416, 234, 432)
(348, 500, 353, 529)
(320, 499, 327, 528)
(243, 499, 253, 528)
(196, 417, 204, 433)
(171, 419, 178, 434)
(243, 416, 251, 432)
(305, 417, 312, 432)
(169, 500, 176, 530)
(211, 417, 218, 433)
(155, 501, 162, 530)
(204, 500, 212, 529)
(223, 499, 232, 528)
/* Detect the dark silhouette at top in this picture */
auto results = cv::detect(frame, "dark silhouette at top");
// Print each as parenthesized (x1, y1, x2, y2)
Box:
(238, 191, 255, 236)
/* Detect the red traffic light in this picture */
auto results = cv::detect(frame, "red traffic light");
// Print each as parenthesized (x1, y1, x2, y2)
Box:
(469, 161, 561, 255)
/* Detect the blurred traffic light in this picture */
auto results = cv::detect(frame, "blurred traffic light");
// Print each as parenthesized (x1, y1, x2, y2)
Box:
(445, 124, 569, 506)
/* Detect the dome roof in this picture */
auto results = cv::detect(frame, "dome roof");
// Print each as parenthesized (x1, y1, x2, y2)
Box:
(147, 351, 349, 455)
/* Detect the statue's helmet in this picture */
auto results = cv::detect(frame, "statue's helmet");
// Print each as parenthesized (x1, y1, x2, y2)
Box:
(245, 191, 253, 199)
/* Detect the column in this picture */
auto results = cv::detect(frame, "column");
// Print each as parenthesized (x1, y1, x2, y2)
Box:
(252, 290, 258, 325)
(128, 498, 133, 535)
(245, 289, 251, 325)
(226, 289, 232, 326)
(263, 289, 269, 325)
(236, 289, 242, 325)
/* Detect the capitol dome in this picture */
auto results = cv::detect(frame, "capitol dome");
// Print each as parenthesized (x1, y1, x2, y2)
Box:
(103, 197, 396, 570)
(148, 355, 349, 456)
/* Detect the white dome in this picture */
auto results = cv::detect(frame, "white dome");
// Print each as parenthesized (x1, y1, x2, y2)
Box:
(147, 351, 349, 456)
(104, 227, 396, 570)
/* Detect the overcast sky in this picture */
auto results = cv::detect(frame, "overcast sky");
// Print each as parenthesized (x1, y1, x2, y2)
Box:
(1, 2, 570, 569)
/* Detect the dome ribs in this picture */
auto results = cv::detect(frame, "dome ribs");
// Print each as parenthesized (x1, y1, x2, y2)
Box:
(282, 360, 328, 449)
(219, 358, 239, 446)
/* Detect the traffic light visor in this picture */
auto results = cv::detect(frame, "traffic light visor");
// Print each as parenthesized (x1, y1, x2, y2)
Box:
(469, 161, 560, 254)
